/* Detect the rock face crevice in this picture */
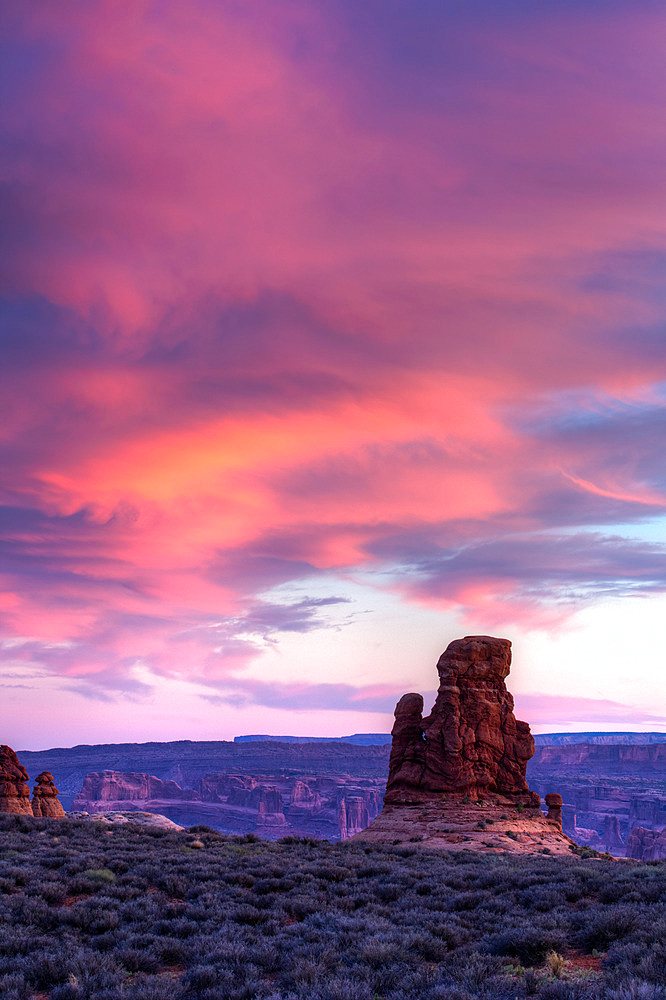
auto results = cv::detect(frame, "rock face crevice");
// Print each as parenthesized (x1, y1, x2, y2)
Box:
(386, 636, 539, 807)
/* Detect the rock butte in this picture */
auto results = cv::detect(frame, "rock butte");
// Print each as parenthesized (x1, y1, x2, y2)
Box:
(355, 636, 577, 855)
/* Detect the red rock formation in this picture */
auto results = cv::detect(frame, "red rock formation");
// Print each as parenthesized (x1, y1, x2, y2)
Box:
(0, 745, 33, 815)
(31, 771, 65, 818)
(626, 825, 666, 861)
(199, 774, 256, 802)
(385, 636, 539, 806)
(255, 787, 287, 826)
(356, 637, 574, 854)
(545, 793, 563, 828)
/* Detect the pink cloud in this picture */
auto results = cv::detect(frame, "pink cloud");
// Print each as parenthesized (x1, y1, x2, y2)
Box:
(2, 1, 666, 740)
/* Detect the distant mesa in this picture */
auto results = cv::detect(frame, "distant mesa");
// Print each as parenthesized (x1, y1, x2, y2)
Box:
(234, 734, 392, 746)
(235, 732, 666, 747)
(0, 746, 65, 818)
(355, 636, 575, 854)
(533, 732, 666, 746)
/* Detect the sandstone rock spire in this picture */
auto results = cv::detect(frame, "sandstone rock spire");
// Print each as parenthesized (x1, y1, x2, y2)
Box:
(385, 636, 539, 806)
(355, 636, 575, 855)
(31, 771, 66, 818)
(0, 745, 34, 815)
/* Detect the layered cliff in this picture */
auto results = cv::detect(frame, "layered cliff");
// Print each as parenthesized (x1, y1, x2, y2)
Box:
(20, 740, 391, 810)
(528, 743, 666, 855)
(73, 771, 200, 807)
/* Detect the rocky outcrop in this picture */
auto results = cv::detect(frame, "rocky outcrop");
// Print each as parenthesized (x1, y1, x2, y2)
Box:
(68, 811, 184, 831)
(385, 636, 539, 806)
(626, 825, 666, 861)
(0, 745, 33, 815)
(338, 794, 379, 838)
(357, 636, 574, 854)
(31, 771, 65, 818)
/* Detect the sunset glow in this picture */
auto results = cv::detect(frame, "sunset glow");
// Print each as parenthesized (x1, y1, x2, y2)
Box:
(2, 1, 666, 748)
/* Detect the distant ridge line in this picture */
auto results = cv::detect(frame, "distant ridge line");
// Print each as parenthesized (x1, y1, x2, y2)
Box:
(235, 731, 666, 746)
(234, 733, 392, 746)
(533, 732, 666, 745)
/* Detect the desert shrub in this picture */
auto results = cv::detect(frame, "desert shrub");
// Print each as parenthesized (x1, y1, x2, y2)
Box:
(604, 985, 666, 1000)
(0, 972, 31, 1000)
(82, 868, 115, 883)
(485, 925, 568, 965)
(575, 904, 641, 951)
(3, 819, 666, 999)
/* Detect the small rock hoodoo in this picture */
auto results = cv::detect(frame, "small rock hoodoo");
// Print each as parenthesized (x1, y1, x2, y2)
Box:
(356, 636, 574, 854)
(31, 771, 66, 818)
(545, 793, 563, 828)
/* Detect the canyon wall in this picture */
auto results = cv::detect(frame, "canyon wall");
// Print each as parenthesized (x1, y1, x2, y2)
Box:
(20, 740, 391, 810)
(528, 743, 666, 855)
(72, 769, 383, 840)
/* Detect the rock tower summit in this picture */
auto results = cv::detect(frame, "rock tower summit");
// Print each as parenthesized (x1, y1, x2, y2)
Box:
(386, 636, 539, 806)
(356, 635, 574, 854)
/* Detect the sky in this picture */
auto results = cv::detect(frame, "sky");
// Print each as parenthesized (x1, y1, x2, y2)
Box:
(2, 0, 666, 750)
